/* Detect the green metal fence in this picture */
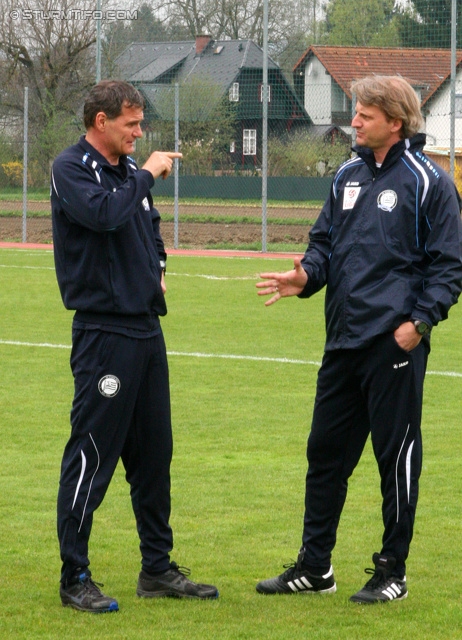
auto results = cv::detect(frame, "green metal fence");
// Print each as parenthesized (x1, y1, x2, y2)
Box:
(0, 0, 460, 251)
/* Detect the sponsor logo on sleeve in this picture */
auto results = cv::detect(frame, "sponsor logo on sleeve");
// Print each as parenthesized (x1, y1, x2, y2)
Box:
(343, 186, 361, 210)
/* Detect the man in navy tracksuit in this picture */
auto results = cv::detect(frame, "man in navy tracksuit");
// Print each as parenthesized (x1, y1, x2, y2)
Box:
(256, 75, 462, 603)
(51, 80, 218, 612)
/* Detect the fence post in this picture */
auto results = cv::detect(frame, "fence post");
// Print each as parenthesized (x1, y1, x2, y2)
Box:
(22, 87, 28, 244)
(174, 82, 179, 249)
(450, 0, 457, 177)
(96, 0, 101, 82)
(261, 0, 268, 252)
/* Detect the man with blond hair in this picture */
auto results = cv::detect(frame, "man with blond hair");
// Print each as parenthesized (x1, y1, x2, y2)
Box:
(256, 75, 462, 603)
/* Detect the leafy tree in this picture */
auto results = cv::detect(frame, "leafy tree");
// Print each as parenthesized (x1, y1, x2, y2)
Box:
(396, 0, 462, 49)
(29, 113, 82, 185)
(135, 78, 237, 175)
(324, 0, 400, 47)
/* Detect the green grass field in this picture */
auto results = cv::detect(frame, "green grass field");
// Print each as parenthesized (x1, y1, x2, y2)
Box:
(0, 246, 461, 639)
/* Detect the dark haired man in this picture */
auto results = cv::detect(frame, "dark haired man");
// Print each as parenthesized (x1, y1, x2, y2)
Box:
(256, 75, 462, 603)
(51, 80, 218, 613)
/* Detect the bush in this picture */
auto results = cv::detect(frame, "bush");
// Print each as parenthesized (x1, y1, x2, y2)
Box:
(1, 161, 23, 187)
(267, 131, 350, 177)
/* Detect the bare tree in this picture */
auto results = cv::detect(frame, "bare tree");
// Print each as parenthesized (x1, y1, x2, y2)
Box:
(0, 0, 97, 129)
(159, 0, 215, 38)
(151, 0, 322, 51)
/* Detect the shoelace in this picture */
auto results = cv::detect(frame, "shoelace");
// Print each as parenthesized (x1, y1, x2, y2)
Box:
(363, 567, 387, 589)
(79, 576, 105, 595)
(281, 559, 301, 578)
(170, 562, 192, 577)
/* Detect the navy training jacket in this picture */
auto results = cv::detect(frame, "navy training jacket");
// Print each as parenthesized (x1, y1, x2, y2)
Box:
(51, 136, 167, 331)
(300, 134, 462, 350)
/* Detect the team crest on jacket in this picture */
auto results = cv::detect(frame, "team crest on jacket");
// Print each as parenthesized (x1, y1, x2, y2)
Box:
(98, 375, 121, 397)
(377, 190, 398, 212)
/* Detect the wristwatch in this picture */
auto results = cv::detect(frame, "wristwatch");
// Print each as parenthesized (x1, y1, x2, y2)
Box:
(412, 319, 431, 335)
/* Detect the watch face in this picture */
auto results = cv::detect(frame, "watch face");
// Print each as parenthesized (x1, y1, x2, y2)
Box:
(415, 321, 429, 335)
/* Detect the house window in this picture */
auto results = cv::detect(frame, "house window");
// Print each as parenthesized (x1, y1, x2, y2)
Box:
(229, 82, 239, 102)
(259, 84, 271, 102)
(332, 82, 349, 112)
(456, 95, 462, 118)
(331, 81, 352, 126)
(243, 129, 257, 155)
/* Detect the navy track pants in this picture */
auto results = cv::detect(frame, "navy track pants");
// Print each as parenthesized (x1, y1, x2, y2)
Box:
(57, 328, 173, 582)
(302, 332, 429, 577)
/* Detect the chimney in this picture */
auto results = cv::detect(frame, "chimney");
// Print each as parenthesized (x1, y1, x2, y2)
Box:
(196, 34, 212, 55)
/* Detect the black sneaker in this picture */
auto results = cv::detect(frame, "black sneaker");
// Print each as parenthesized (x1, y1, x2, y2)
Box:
(256, 550, 336, 595)
(136, 562, 219, 599)
(60, 571, 119, 613)
(350, 553, 408, 604)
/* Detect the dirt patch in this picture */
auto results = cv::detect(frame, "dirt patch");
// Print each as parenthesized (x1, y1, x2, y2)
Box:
(0, 204, 320, 248)
(0, 217, 52, 244)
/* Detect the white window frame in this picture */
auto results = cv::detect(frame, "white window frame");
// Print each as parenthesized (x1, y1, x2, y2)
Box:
(243, 129, 257, 155)
(456, 94, 462, 118)
(260, 84, 271, 103)
(229, 82, 239, 102)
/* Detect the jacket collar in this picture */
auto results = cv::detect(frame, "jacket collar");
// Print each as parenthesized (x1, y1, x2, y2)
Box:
(77, 135, 130, 170)
(352, 133, 427, 173)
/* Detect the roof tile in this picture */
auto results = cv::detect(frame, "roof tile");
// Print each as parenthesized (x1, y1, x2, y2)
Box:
(294, 45, 462, 105)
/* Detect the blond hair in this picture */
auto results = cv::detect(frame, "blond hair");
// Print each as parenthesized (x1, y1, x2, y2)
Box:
(351, 75, 424, 139)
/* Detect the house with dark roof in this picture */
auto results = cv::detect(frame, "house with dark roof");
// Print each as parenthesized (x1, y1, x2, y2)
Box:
(293, 45, 462, 147)
(115, 36, 312, 167)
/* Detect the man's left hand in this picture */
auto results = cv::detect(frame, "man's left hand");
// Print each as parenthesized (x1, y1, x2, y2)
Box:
(394, 321, 422, 352)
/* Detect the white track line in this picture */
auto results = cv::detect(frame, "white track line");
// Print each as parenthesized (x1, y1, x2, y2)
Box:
(0, 264, 54, 270)
(168, 272, 257, 280)
(0, 265, 254, 279)
(0, 339, 460, 377)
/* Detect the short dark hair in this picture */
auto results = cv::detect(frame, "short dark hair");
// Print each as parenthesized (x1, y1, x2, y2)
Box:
(83, 80, 145, 129)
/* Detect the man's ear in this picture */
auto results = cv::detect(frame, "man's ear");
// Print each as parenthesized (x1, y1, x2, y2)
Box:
(391, 118, 403, 135)
(93, 112, 107, 132)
